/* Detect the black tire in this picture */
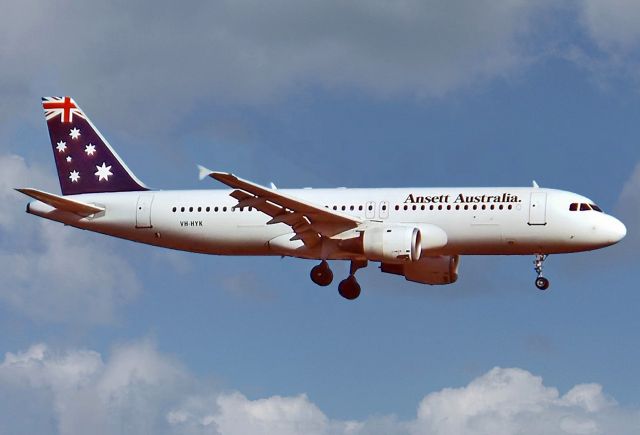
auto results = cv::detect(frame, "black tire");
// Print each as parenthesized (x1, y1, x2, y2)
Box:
(310, 264, 333, 286)
(338, 276, 361, 300)
(535, 276, 550, 291)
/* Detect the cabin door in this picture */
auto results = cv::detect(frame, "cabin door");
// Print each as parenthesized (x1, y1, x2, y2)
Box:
(136, 194, 154, 228)
(528, 192, 547, 225)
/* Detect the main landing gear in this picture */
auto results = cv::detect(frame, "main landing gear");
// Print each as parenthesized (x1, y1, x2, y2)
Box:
(310, 260, 333, 287)
(310, 260, 367, 300)
(533, 254, 550, 291)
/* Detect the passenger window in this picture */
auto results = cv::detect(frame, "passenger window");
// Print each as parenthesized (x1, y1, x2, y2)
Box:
(447, 205, 451, 210)
(172, 207, 177, 212)
(223, 207, 227, 212)
(569, 203, 578, 211)
(412, 205, 417, 211)
(404, 205, 408, 211)
(189, 207, 193, 212)
(214, 206, 219, 212)
(456, 205, 460, 210)
(421, 205, 425, 211)
(395, 205, 399, 211)
(507, 204, 512, 210)
(580, 203, 591, 211)
(382, 205, 387, 211)
(197, 207, 202, 212)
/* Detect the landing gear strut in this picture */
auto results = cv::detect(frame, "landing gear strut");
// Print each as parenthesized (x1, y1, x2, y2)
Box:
(533, 254, 550, 291)
(338, 260, 367, 300)
(310, 260, 333, 287)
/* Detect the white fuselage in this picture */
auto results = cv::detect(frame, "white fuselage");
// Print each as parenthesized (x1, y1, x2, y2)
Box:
(26, 186, 627, 261)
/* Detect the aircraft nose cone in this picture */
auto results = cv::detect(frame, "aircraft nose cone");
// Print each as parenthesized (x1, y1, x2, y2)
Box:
(606, 216, 627, 244)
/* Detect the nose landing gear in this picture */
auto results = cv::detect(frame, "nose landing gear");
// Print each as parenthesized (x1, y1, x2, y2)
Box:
(533, 254, 550, 290)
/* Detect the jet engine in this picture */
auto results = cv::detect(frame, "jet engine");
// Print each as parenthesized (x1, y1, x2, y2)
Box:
(361, 226, 422, 262)
(381, 255, 460, 285)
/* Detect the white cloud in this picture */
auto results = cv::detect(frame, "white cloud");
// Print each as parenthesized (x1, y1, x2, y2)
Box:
(562, 1, 640, 91)
(0, 340, 188, 435)
(3, 341, 638, 435)
(580, 0, 640, 52)
(0, 154, 140, 324)
(0, 0, 547, 133)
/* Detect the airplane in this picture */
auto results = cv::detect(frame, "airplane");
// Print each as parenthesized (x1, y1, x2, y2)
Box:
(17, 97, 627, 300)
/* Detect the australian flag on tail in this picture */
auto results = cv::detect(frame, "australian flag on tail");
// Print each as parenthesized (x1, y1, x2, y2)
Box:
(42, 96, 148, 195)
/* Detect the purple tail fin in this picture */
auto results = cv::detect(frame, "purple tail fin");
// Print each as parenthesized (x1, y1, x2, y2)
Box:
(42, 96, 148, 195)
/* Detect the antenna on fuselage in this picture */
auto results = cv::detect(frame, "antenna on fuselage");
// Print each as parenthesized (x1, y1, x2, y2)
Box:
(532, 180, 540, 188)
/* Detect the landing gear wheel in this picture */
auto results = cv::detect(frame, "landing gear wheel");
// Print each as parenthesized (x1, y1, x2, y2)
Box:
(338, 276, 361, 300)
(310, 261, 333, 287)
(532, 254, 550, 291)
(535, 276, 550, 291)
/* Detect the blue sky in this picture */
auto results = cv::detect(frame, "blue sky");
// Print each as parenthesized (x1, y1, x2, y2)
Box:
(1, 1, 640, 433)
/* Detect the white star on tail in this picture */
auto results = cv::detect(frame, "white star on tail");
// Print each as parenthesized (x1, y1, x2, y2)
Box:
(95, 162, 113, 181)
(69, 127, 81, 139)
(69, 170, 80, 182)
(85, 143, 96, 156)
(56, 141, 67, 152)
(66, 156, 72, 163)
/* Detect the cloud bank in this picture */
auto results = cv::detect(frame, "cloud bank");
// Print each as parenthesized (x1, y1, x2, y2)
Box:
(0, 0, 545, 131)
(3, 1, 640, 135)
(1, 341, 638, 435)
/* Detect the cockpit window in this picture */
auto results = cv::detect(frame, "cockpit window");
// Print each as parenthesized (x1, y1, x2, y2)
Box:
(570, 202, 603, 212)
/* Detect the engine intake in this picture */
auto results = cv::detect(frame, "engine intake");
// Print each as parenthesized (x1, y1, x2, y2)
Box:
(362, 226, 422, 262)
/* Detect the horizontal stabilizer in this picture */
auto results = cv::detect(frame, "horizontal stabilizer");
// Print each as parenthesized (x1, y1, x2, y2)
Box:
(16, 188, 104, 216)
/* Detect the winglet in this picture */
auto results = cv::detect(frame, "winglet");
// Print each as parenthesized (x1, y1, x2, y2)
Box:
(198, 165, 214, 181)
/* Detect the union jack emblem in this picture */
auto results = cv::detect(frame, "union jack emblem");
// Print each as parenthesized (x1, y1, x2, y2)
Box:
(42, 96, 85, 123)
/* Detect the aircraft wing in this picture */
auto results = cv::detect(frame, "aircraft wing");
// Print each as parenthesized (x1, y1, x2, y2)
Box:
(16, 188, 104, 216)
(200, 167, 361, 247)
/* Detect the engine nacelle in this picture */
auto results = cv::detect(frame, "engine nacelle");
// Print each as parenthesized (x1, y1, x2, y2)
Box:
(381, 255, 460, 285)
(362, 226, 422, 262)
